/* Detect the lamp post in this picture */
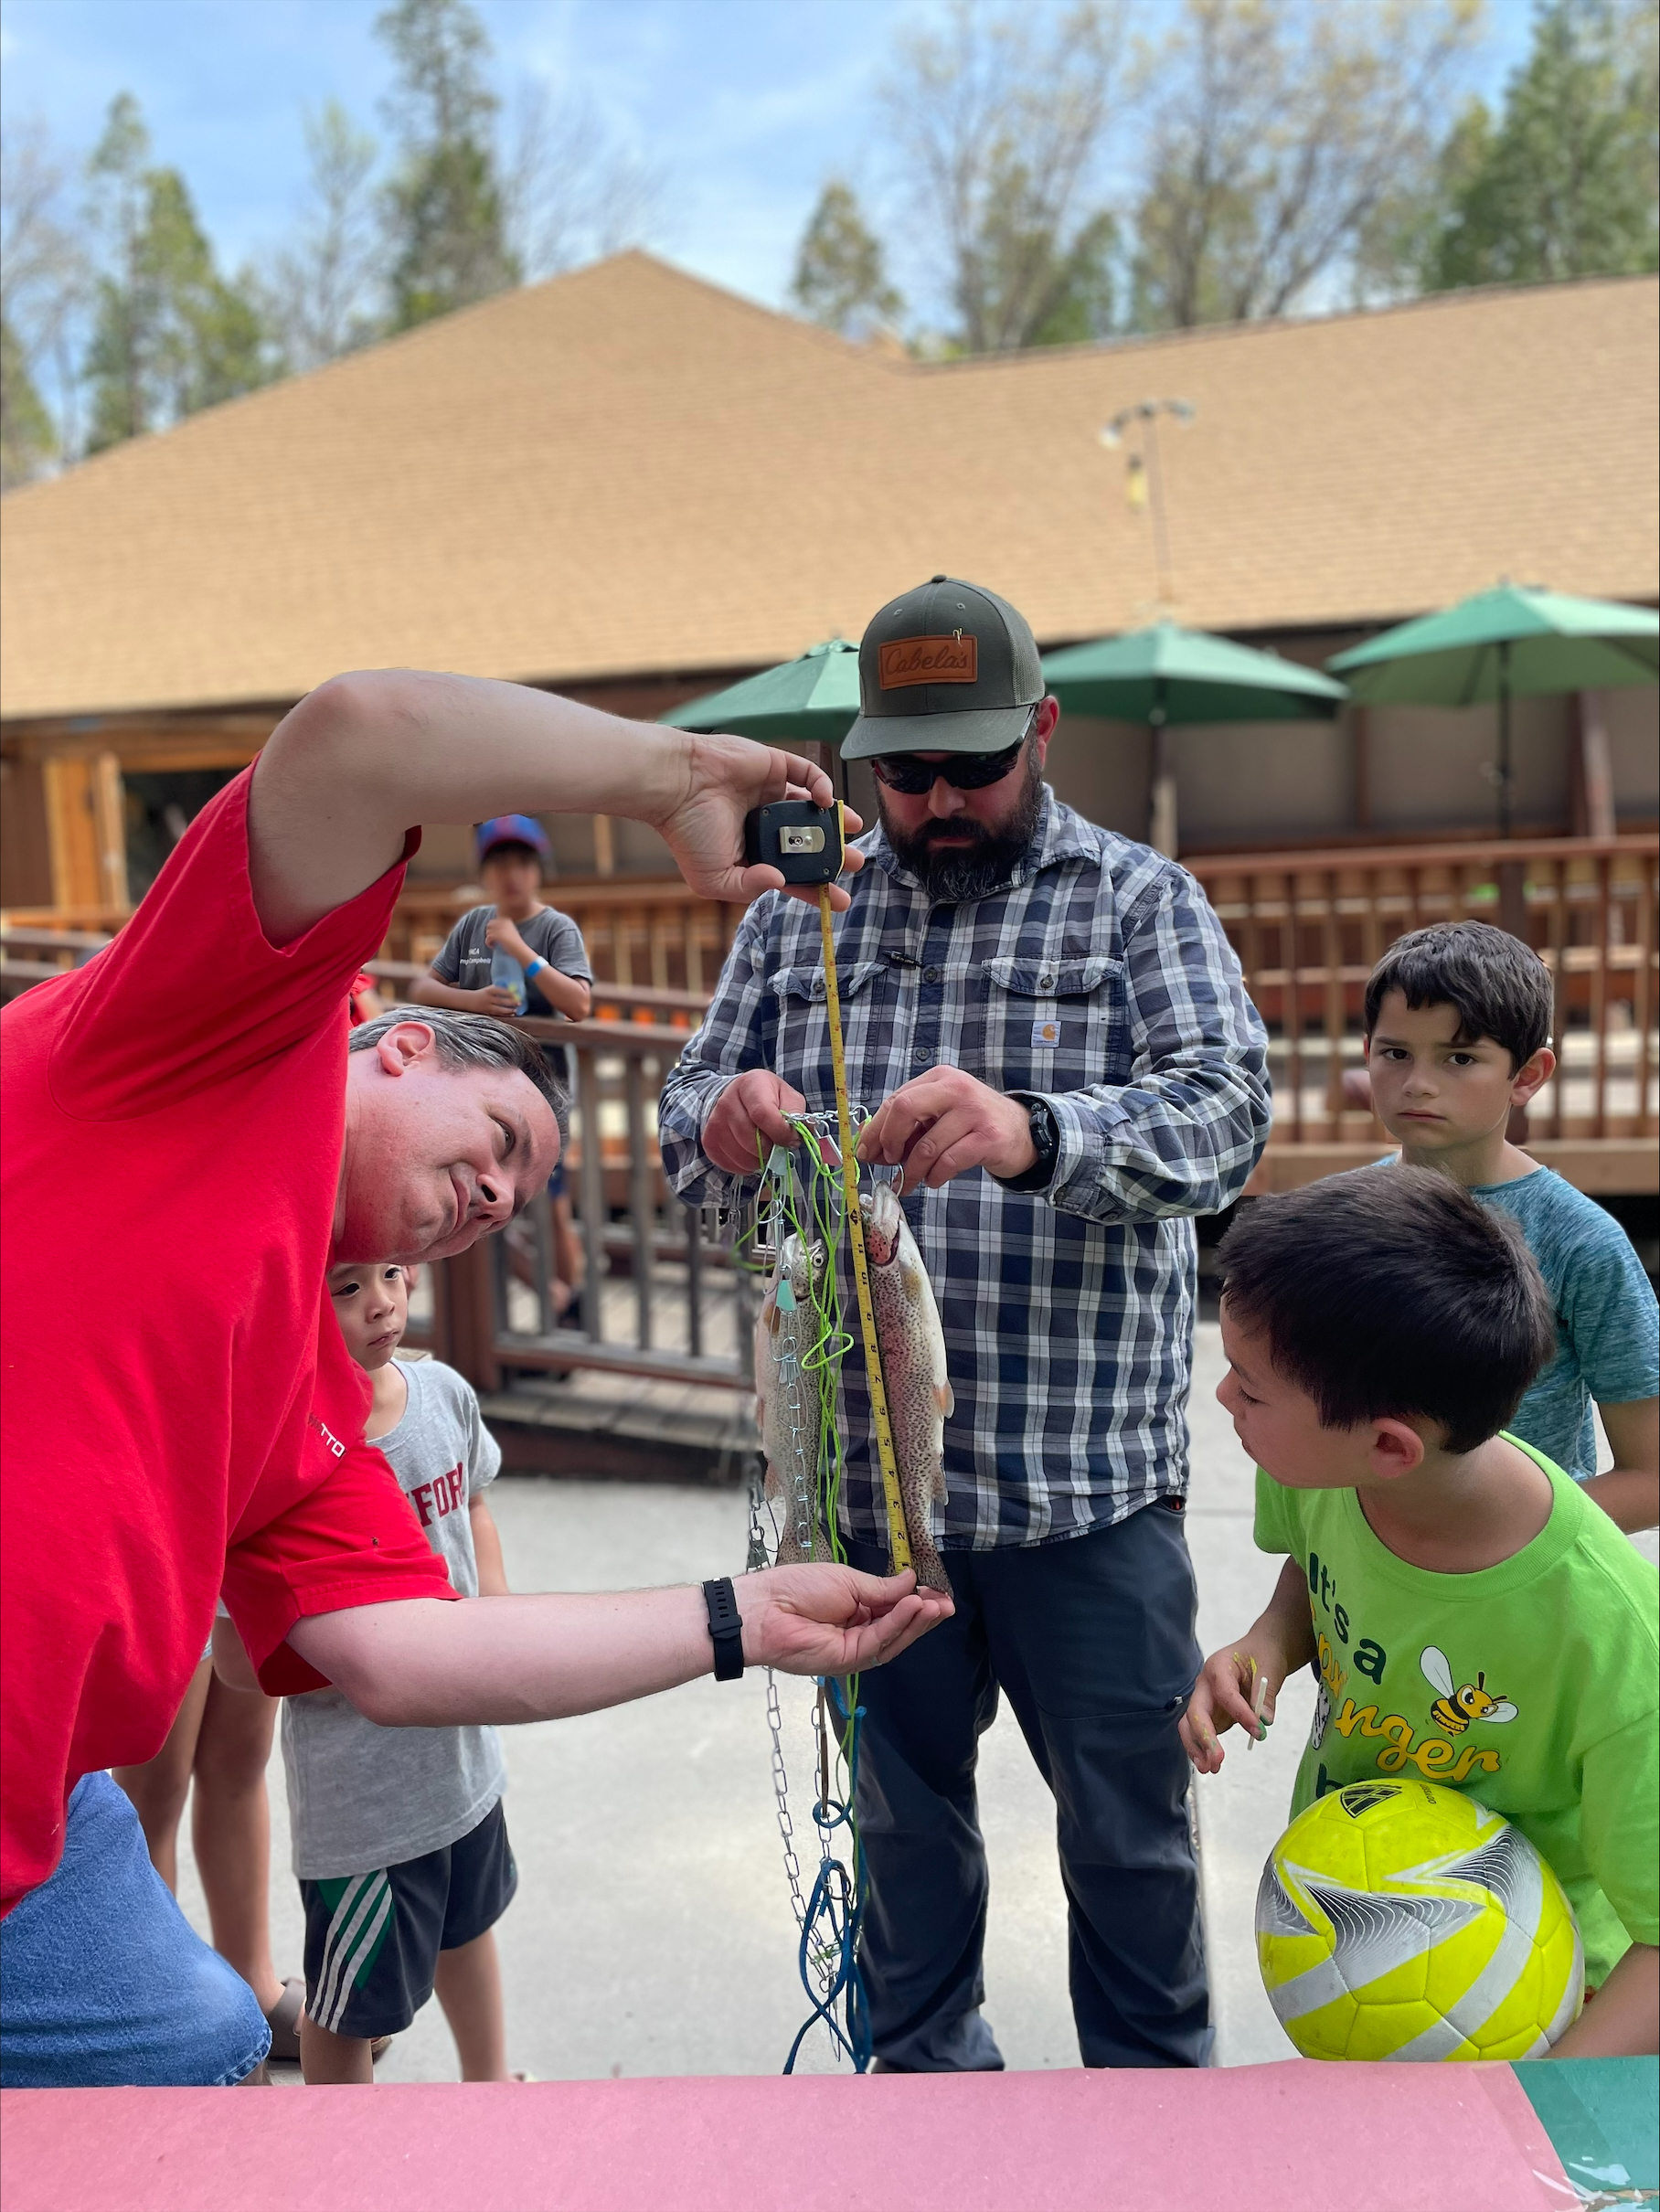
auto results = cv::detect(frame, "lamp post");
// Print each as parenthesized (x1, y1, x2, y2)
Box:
(1100, 398, 1195, 612)
(1100, 399, 1195, 850)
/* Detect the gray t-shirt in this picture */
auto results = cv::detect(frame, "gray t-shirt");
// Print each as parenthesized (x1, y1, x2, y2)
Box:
(281, 1358, 507, 1877)
(431, 903, 592, 1002)
(1471, 1168, 1659, 1480)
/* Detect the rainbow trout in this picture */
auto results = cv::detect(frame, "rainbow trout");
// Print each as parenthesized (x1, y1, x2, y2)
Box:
(859, 1185, 953, 1593)
(755, 1234, 836, 1565)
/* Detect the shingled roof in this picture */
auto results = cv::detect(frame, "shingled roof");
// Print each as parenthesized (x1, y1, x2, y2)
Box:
(2, 253, 1655, 722)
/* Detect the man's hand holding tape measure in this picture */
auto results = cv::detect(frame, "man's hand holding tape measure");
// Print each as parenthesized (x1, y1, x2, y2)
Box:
(646, 730, 863, 911)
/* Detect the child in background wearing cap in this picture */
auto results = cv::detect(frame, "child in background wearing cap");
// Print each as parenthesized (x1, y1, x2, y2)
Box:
(411, 817, 593, 1313)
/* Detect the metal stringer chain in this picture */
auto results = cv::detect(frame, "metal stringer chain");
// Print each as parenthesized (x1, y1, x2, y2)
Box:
(746, 1449, 808, 1932)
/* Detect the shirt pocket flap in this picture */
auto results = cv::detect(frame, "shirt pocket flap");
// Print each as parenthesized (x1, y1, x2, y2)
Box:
(770, 961, 888, 1004)
(981, 954, 1120, 998)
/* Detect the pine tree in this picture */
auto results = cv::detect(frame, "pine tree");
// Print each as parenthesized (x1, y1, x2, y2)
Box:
(1, 316, 56, 487)
(376, 0, 518, 329)
(792, 183, 903, 336)
(1424, 0, 1658, 288)
(82, 94, 271, 452)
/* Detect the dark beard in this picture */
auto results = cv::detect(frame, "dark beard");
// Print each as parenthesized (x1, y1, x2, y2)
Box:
(879, 753, 1045, 902)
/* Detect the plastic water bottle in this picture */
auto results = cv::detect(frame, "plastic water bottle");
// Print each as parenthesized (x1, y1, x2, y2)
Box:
(490, 943, 527, 1014)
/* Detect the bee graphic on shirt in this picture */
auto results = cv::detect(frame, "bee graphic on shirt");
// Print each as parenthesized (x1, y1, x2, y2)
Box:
(1420, 1646, 1518, 1737)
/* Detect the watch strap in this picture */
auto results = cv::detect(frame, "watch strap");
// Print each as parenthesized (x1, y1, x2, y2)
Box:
(702, 1577, 745, 1681)
(995, 1098, 1060, 1193)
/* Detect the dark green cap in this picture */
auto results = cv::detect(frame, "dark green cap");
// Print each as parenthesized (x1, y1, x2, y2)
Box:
(842, 576, 1044, 760)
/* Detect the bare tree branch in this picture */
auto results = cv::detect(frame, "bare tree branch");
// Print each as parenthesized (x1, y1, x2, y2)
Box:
(880, 0, 1129, 352)
(1132, 0, 1483, 328)
(261, 101, 385, 371)
(501, 81, 665, 279)
(2, 113, 92, 469)
(261, 102, 385, 371)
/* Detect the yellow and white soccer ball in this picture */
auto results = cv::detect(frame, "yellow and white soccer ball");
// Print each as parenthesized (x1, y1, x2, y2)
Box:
(1256, 1781, 1582, 2061)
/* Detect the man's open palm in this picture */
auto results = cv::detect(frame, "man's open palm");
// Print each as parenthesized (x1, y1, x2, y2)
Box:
(745, 1564, 952, 1674)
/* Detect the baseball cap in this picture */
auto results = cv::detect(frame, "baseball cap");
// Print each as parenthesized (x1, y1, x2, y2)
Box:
(842, 576, 1044, 760)
(476, 814, 550, 864)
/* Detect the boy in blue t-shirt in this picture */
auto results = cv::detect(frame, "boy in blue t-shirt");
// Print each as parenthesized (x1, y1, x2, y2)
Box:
(1361, 920, 1656, 1534)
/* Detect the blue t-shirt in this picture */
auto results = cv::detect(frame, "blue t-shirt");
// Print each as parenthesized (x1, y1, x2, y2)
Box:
(1471, 1168, 1658, 1480)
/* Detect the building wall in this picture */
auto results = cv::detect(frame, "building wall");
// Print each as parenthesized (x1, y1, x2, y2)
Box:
(5, 656, 1654, 908)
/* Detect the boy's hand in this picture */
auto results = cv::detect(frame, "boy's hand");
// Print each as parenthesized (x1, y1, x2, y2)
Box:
(484, 917, 532, 964)
(1180, 1643, 1285, 1775)
(471, 984, 524, 1016)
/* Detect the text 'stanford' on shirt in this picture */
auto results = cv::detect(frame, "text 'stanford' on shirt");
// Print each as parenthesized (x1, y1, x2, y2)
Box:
(659, 792, 1272, 1549)
(283, 1359, 506, 1877)
(1468, 1167, 1659, 1481)
(0, 770, 455, 1917)
(1254, 1445, 1660, 1987)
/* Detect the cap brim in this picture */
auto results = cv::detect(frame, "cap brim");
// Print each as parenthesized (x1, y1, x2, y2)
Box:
(841, 704, 1035, 760)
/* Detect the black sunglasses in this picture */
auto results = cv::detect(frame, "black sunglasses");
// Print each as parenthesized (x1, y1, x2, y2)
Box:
(871, 725, 1032, 795)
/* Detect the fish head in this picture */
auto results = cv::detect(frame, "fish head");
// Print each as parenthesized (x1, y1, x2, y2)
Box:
(860, 1181, 903, 1268)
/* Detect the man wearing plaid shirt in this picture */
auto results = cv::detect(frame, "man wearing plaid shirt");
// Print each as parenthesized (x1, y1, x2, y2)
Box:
(660, 578, 1271, 2071)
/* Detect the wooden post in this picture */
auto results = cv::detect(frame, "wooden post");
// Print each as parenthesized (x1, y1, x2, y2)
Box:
(591, 815, 616, 876)
(1350, 706, 1370, 832)
(439, 1240, 501, 1393)
(42, 750, 130, 912)
(1570, 692, 1616, 841)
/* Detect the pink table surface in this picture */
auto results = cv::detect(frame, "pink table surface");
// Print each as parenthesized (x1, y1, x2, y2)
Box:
(0, 2059, 1573, 2212)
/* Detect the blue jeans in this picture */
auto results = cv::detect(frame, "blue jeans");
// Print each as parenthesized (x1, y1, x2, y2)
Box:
(847, 1500, 1212, 2071)
(0, 1771, 271, 2087)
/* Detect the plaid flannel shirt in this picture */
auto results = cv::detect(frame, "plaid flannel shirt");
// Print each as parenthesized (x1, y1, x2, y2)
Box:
(659, 792, 1271, 1548)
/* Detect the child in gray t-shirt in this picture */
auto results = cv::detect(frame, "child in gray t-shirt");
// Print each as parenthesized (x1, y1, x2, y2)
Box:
(410, 814, 592, 1315)
(284, 1260, 520, 2083)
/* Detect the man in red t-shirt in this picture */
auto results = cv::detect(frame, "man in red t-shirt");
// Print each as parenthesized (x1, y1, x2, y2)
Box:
(0, 671, 949, 2087)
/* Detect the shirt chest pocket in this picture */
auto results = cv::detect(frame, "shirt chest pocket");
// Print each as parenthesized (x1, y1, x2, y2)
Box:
(978, 953, 1130, 1092)
(768, 962, 891, 1108)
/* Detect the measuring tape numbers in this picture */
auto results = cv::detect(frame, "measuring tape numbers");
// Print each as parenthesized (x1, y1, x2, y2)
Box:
(817, 878, 913, 1577)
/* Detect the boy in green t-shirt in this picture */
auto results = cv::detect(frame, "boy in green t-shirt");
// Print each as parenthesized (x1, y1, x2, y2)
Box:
(1182, 1170, 1657, 2058)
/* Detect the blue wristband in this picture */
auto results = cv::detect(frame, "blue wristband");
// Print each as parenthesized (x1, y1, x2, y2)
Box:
(523, 957, 548, 983)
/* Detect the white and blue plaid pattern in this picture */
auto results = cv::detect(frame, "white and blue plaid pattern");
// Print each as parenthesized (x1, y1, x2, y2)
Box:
(660, 792, 1272, 1548)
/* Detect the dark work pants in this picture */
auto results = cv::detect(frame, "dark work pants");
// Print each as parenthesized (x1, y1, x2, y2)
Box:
(846, 1500, 1211, 2071)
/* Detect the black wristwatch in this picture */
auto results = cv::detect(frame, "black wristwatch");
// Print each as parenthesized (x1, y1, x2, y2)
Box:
(702, 1577, 746, 1681)
(995, 1097, 1060, 1193)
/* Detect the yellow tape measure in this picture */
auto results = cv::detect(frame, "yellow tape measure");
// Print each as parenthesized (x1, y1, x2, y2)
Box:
(818, 875, 913, 1575)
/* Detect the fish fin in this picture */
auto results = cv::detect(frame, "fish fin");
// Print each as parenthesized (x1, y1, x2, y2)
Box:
(935, 1382, 954, 1419)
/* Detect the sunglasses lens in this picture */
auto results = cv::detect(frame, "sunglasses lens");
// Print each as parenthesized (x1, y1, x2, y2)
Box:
(874, 736, 1026, 792)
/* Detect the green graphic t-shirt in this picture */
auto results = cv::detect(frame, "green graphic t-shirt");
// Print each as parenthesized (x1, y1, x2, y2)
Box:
(1254, 1441, 1658, 1986)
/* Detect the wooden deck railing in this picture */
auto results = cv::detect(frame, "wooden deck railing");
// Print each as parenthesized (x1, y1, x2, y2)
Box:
(1186, 835, 1658, 1146)
(381, 878, 744, 994)
(410, 1013, 754, 1393)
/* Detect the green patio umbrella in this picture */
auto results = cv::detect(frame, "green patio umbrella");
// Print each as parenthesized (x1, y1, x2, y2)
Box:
(1041, 621, 1347, 856)
(1328, 584, 1659, 835)
(659, 637, 861, 746)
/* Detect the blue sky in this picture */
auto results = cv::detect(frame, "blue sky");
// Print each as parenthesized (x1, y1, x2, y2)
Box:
(2, 0, 1540, 315)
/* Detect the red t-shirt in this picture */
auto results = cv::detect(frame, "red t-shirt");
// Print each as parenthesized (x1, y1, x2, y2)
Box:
(0, 769, 454, 1914)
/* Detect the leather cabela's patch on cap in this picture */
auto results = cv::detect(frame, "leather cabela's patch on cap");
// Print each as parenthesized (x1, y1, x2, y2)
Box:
(878, 634, 979, 688)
